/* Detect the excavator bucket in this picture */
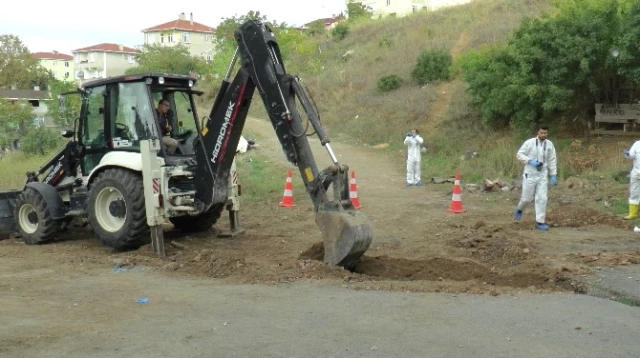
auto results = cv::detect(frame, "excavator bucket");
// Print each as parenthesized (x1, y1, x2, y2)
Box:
(315, 209, 373, 268)
(0, 190, 19, 240)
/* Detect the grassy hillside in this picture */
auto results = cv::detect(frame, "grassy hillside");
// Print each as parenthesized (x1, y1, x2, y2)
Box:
(295, 0, 551, 145)
(238, 0, 631, 183)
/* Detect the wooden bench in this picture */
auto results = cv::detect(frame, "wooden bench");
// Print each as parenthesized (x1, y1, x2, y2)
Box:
(593, 103, 640, 136)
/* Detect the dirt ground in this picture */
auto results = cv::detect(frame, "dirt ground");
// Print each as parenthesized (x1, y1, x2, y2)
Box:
(2, 117, 639, 298)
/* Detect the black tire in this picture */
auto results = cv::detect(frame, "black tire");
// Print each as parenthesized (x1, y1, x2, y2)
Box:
(169, 203, 224, 233)
(87, 168, 149, 250)
(14, 187, 60, 245)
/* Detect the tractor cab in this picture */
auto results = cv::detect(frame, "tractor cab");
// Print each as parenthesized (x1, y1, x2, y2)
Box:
(60, 73, 203, 174)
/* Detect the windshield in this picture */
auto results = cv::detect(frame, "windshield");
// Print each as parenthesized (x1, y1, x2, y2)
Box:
(109, 81, 156, 150)
(151, 88, 198, 135)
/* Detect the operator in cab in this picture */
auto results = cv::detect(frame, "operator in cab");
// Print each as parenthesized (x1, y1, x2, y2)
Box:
(156, 99, 179, 155)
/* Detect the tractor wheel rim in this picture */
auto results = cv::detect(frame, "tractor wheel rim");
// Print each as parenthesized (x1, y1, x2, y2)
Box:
(95, 187, 126, 232)
(18, 204, 38, 234)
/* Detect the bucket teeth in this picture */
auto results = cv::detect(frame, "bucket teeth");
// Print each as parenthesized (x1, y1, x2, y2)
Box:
(316, 209, 373, 268)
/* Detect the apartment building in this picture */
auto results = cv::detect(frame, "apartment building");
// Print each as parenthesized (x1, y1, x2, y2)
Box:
(72, 43, 138, 83)
(32, 51, 74, 82)
(141, 12, 216, 61)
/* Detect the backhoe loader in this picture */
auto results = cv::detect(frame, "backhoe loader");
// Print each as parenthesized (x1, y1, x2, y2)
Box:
(0, 20, 373, 267)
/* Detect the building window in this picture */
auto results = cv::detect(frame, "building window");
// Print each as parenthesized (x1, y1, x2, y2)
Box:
(128, 55, 135, 64)
(148, 33, 155, 44)
(64, 72, 69, 78)
(386, 0, 390, 5)
(206, 54, 212, 62)
(64, 61, 69, 67)
(168, 33, 174, 43)
(204, 34, 212, 42)
(182, 32, 190, 43)
(412, 5, 417, 12)
(160, 34, 164, 43)
(88, 53, 95, 62)
(53, 61, 57, 66)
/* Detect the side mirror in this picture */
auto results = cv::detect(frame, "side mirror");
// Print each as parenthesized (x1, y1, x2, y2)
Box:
(61, 129, 74, 138)
(58, 95, 66, 113)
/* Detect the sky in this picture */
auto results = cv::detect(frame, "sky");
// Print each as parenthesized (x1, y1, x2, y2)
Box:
(0, 0, 347, 55)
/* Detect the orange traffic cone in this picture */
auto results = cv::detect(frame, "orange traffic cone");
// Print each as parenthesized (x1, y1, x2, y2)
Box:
(279, 170, 296, 207)
(349, 171, 362, 209)
(447, 172, 465, 213)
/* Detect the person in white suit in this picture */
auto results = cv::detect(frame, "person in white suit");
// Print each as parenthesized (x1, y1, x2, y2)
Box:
(622, 140, 640, 219)
(404, 128, 424, 186)
(513, 123, 558, 231)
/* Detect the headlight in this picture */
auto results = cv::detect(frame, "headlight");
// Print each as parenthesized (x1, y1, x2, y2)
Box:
(158, 77, 165, 84)
(188, 80, 194, 87)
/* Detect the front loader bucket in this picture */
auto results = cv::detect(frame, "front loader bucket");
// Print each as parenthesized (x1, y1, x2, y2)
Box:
(0, 190, 19, 240)
(316, 209, 373, 268)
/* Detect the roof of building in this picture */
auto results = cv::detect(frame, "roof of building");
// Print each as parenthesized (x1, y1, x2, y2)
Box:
(32, 51, 73, 61)
(142, 16, 215, 33)
(303, 14, 345, 27)
(72, 43, 138, 54)
(0, 89, 51, 101)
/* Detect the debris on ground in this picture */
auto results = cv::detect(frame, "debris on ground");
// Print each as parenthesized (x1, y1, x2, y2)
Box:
(430, 177, 455, 184)
(482, 178, 518, 193)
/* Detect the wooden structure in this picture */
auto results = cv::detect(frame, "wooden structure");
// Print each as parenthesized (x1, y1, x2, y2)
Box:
(593, 103, 640, 136)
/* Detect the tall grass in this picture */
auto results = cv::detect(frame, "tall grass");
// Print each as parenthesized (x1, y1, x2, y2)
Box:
(0, 151, 54, 190)
(290, 0, 552, 146)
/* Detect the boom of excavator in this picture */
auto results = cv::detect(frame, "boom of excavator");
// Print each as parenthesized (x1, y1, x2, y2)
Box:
(0, 20, 373, 268)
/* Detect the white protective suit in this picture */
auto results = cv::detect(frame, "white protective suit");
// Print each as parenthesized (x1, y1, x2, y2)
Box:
(516, 137, 557, 223)
(404, 133, 424, 185)
(625, 140, 640, 205)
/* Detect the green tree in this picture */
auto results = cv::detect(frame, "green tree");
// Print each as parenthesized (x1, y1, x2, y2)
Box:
(0, 35, 52, 89)
(48, 79, 82, 127)
(20, 126, 64, 155)
(615, 0, 640, 86)
(210, 11, 315, 77)
(347, 2, 373, 20)
(214, 11, 278, 52)
(331, 23, 350, 40)
(0, 99, 36, 148)
(306, 19, 326, 36)
(459, 0, 636, 129)
(126, 44, 208, 76)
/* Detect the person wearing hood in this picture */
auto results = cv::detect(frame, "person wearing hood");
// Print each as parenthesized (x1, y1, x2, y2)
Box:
(622, 139, 640, 220)
(404, 128, 424, 186)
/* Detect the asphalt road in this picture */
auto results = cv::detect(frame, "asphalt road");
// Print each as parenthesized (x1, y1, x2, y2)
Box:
(2, 268, 639, 358)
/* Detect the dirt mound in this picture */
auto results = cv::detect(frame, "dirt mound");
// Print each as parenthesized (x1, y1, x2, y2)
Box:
(448, 221, 537, 268)
(548, 206, 630, 229)
(352, 256, 554, 289)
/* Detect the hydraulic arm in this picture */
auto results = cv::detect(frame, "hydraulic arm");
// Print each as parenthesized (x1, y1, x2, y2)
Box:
(193, 20, 373, 267)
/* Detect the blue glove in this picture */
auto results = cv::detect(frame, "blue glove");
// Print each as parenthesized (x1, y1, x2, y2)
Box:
(528, 159, 540, 168)
(550, 175, 557, 186)
(624, 150, 630, 158)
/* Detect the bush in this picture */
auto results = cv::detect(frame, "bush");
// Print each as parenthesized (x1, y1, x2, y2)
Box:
(331, 23, 350, 40)
(377, 74, 404, 92)
(411, 49, 452, 85)
(20, 127, 64, 155)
